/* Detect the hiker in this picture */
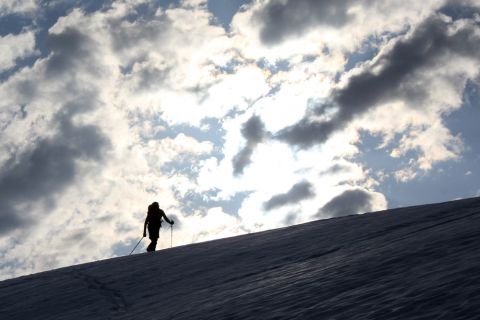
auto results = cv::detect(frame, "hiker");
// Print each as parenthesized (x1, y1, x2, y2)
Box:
(143, 202, 174, 252)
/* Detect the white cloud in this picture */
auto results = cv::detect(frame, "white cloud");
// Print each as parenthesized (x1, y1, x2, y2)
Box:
(0, 31, 37, 72)
(394, 167, 419, 183)
(0, 0, 37, 16)
(183, 207, 243, 243)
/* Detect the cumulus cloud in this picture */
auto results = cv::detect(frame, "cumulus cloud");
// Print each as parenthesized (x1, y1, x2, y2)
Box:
(277, 13, 480, 149)
(263, 181, 315, 211)
(0, 0, 37, 16)
(0, 1, 242, 279)
(0, 99, 109, 235)
(0, 31, 36, 72)
(0, 7, 120, 279)
(255, 0, 355, 45)
(45, 27, 99, 78)
(232, 115, 267, 175)
(0, 14, 116, 238)
(317, 188, 386, 218)
(235, 0, 446, 59)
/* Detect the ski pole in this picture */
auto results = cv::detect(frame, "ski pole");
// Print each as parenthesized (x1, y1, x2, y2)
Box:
(129, 236, 144, 255)
(170, 224, 173, 248)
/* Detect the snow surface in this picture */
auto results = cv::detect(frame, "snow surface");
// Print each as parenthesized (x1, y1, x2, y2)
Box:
(1, 197, 480, 319)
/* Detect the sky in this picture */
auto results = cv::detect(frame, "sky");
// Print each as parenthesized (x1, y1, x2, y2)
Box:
(0, 0, 479, 280)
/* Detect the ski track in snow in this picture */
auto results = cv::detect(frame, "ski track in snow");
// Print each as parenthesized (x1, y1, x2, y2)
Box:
(72, 268, 128, 317)
(1, 197, 480, 319)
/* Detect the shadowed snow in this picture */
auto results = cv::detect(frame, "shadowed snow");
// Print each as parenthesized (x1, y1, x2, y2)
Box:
(1, 197, 480, 319)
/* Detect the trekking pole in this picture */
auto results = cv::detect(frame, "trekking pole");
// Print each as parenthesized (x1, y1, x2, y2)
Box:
(170, 224, 173, 248)
(129, 236, 144, 255)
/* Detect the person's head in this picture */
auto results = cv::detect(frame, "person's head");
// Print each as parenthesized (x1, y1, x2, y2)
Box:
(148, 202, 160, 213)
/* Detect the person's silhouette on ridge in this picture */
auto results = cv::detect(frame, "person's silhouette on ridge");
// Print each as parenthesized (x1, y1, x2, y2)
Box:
(143, 202, 174, 252)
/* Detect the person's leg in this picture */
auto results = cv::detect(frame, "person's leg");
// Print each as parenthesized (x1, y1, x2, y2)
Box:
(146, 238, 155, 252)
(146, 224, 161, 252)
(151, 238, 158, 251)
(146, 237, 158, 252)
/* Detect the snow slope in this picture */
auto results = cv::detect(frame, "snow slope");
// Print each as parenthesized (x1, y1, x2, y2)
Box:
(1, 197, 480, 319)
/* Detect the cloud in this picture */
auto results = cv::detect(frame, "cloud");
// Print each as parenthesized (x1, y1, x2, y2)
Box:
(45, 26, 102, 79)
(317, 188, 386, 218)
(0, 107, 109, 235)
(320, 163, 351, 176)
(107, 9, 173, 63)
(441, 0, 480, 18)
(0, 17, 116, 236)
(277, 13, 480, 149)
(263, 181, 315, 211)
(235, 0, 446, 58)
(184, 207, 243, 243)
(0, 31, 36, 72)
(255, 0, 354, 45)
(0, 0, 37, 16)
(232, 115, 267, 175)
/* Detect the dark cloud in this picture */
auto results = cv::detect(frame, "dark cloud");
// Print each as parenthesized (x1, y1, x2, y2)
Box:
(320, 163, 351, 175)
(134, 65, 171, 92)
(0, 22, 113, 235)
(277, 13, 480, 148)
(232, 147, 254, 176)
(255, 0, 354, 45)
(0, 88, 109, 236)
(14, 78, 38, 102)
(264, 181, 315, 211)
(441, 1, 480, 20)
(232, 115, 266, 175)
(276, 117, 336, 148)
(241, 114, 266, 143)
(283, 212, 297, 225)
(0, 113, 109, 235)
(318, 188, 376, 218)
(46, 27, 100, 78)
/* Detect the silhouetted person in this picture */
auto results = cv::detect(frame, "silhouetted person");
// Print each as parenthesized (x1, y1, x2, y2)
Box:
(143, 202, 174, 252)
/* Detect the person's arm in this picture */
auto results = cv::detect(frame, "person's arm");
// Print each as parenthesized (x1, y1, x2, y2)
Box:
(143, 215, 148, 237)
(161, 210, 174, 225)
